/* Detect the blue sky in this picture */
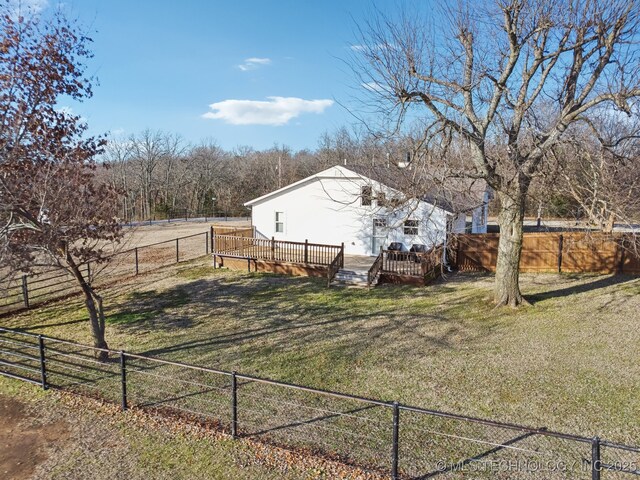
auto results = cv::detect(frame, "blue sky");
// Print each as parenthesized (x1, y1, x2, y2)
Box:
(45, 0, 394, 151)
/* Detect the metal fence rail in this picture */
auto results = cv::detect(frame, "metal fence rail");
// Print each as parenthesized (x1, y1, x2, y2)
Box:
(0, 231, 210, 315)
(0, 326, 637, 479)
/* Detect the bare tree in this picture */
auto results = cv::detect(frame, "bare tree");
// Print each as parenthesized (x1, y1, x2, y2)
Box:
(353, 0, 640, 306)
(551, 106, 640, 232)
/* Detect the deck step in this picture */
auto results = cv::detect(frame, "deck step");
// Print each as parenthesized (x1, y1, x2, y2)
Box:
(331, 269, 377, 287)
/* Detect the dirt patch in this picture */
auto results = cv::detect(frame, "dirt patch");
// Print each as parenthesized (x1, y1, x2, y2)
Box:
(0, 395, 69, 480)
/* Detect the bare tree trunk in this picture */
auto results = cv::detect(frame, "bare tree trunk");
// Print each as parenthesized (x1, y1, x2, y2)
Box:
(67, 257, 109, 360)
(494, 191, 529, 308)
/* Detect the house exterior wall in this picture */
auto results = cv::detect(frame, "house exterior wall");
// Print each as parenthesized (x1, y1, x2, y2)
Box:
(471, 190, 490, 234)
(248, 166, 451, 256)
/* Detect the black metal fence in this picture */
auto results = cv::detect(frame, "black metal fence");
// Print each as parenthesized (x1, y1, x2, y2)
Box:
(0, 326, 637, 479)
(0, 232, 210, 314)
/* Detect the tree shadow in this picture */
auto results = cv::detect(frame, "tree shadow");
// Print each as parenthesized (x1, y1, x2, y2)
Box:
(111, 272, 503, 374)
(525, 274, 636, 304)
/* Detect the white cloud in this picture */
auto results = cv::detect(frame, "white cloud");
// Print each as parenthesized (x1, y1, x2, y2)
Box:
(237, 57, 272, 71)
(202, 96, 334, 126)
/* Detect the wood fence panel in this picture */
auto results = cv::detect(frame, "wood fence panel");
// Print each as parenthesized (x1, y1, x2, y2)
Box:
(622, 249, 640, 274)
(561, 234, 619, 274)
(455, 232, 639, 275)
(456, 234, 499, 272)
(519, 234, 560, 273)
(211, 225, 254, 238)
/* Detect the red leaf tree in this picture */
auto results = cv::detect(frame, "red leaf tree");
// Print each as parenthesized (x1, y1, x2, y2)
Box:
(0, 8, 122, 358)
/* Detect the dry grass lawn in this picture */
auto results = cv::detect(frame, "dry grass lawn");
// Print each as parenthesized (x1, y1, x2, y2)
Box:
(2, 256, 638, 449)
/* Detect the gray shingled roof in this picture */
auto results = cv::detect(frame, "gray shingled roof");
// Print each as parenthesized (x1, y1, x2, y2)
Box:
(344, 163, 488, 213)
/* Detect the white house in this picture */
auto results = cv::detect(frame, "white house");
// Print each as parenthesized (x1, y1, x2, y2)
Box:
(244, 165, 487, 256)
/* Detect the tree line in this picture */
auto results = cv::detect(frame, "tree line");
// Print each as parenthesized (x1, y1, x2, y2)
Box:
(99, 124, 639, 231)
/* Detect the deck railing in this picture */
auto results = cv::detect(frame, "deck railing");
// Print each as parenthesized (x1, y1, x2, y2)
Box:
(367, 251, 384, 287)
(211, 234, 344, 267)
(382, 244, 445, 278)
(326, 249, 344, 287)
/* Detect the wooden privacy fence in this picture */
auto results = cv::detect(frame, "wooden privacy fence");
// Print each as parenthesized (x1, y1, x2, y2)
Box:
(454, 232, 640, 274)
(210, 234, 344, 266)
(210, 225, 255, 238)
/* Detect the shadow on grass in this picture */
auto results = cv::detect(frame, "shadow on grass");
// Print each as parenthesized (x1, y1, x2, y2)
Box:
(110, 272, 503, 367)
(525, 274, 636, 304)
(106, 287, 195, 331)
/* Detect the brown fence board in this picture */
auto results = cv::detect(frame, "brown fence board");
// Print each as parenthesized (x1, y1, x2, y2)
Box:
(455, 232, 639, 275)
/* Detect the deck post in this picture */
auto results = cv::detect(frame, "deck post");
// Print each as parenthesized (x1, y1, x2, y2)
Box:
(271, 236, 275, 260)
(304, 239, 309, 264)
(340, 243, 345, 268)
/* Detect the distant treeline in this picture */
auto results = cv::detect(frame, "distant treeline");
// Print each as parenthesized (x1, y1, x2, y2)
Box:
(99, 128, 637, 227)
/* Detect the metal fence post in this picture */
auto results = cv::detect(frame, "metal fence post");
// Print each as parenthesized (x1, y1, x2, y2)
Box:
(135, 248, 139, 275)
(592, 436, 601, 480)
(231, 371, 238, 438)
(392, 401, 400, 480)
(120, 351, 128, 411)
(21, 275, 29, 309)
(176, 238, 180, 263)
(38, 335, 48, 390)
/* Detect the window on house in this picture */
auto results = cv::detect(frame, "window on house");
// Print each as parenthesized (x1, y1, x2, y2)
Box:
(404, 220, 419, 235)
(361, 186, 372, 206)
(275, 211, 285, 233)
(377, 192, 387, 207)
(373, 217, 387, 228)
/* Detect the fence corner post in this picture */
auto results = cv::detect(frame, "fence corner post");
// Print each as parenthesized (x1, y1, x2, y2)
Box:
(119, 351, 128, 411)
(391, 401, 400, 480)
(21, 275, 29, 309)
(591, 436, 601, 480)
(206, 231, 210, 255)
(38, 335, 48, 390)
(176, 238, 180, 263)
(231, 371, 238, 438)
(558, 234, 564, 273)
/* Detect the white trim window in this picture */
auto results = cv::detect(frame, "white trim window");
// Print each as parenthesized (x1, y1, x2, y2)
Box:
(403, 219, 419, 235)
(275, 211, 285, 233)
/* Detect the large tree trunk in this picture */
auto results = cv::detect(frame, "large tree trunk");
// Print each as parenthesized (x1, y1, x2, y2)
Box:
(67, 257, 109, 360)
(494, 191, 528, 307)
